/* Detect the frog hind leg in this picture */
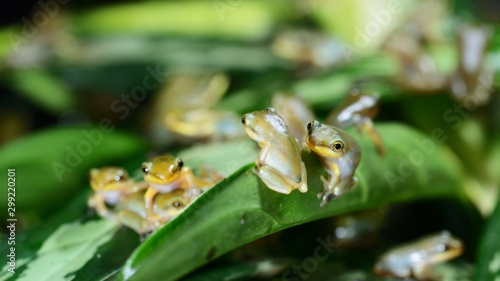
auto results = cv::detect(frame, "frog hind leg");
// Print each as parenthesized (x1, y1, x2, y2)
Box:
(89, 194, 115, 219)
(297, 161, 308, 193)
(116, 210, 152, 236)
(254, 165, 296, 194)
(354, 116, 385, 156)
(333, 176, 358, 197)
(411, 264, 434, 281)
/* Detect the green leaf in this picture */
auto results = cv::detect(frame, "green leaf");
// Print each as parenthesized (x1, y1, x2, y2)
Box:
(0, 127, 148, 221)
(118, 123, 465, 280)
(8, 220, 118, 281)
(72, 1, 292, 40)
(5, 69, 76, 114)
(475, 199, 500, 281)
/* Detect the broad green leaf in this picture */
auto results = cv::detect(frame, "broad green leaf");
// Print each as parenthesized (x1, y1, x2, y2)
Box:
(5, 69, 76, 114)
(0, 127, 148, 221)
(72, 1, 292, 40)
(119, 123, 466, 280)
(15, 220, 117, 281)
(475, 199, 500, 281)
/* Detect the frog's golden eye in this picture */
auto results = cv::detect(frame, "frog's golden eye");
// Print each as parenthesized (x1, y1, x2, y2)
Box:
(331, 141, 344, 151)
(241, 116, 246, 125)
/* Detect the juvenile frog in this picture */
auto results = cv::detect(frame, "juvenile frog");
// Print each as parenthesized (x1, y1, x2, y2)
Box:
(242, 108, 308, 194)
(162, 73, 245, 140)
(326, 89, 385, 155)
(374, 230, 463, 280)
(88, 167, 147, 218)
(305, 121, 361, 206)
(383, 30, 446, 93)
(271, 29, 347, 69)
(142, 155, 221, 221)
(449, 25, 492, 106)
(116, 189, 190, 236)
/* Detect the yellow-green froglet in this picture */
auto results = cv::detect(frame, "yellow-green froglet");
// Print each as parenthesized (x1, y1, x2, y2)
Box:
(88, 167, 147, 218)
(141, 155, 221, 222)
(162, 73, 244, 140)
(115, 189, 191, 236)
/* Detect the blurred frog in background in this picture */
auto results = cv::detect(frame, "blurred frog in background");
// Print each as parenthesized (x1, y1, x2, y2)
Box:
(332, 208, 388, 249)
(159, 72, 245, 141)
(272, 93, 315, 149)
(242, 108, 308, 194)
(382, 1, 448, 93)
(449, 25, 493, 107)
(271, 29, 348, 70)
(383, 31, 447, 93)
(88, 167, 148, 219)
(306, 121, 361, 207)
(374, 230, 463, 280)
(326, 89, 385, 155)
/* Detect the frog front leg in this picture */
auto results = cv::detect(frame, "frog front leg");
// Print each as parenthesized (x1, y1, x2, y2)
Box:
(144, 187, 159, 222)
(318, 161, 341, 207)
(254, 165, 299, 194)
(179, 168, 203, 198)
(319, 172, 340, 207)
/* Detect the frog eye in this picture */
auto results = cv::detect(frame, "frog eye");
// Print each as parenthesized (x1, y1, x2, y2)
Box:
(141, 164, 149, 174)
(331, 141, 344, 151)
(306, 122, 312, 131)
(177, 158, 184, 168)
(172, 201, 184, 208)
(114, 170, 126, 181)
(241, 116, 246, 125)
